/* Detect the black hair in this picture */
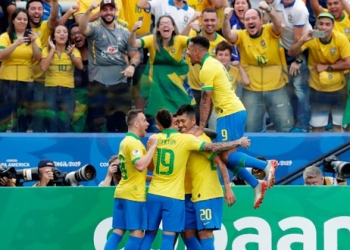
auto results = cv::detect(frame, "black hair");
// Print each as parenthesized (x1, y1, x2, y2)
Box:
(202, 7, 218, 16)
(7, 8, 31, 44)
(49, 25, 70, 52)
(154, 15, 179, 52)
(190, 36, 210, 50)
(176, 104, 196, 118)
(232, 0, 252, 9)
(156, 109, 173, 129)
(26, 0, 43, 10)
(68, 23, 88, 48)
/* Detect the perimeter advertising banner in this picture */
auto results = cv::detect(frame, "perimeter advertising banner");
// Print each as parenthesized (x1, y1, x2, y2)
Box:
(0, 133, 350, 185)
(0, 186, 349, 250)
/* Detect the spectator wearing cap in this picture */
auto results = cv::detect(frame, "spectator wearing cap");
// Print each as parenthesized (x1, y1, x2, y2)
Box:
(79, 0, 140, 132)
(75, 0, 126, 25)
(289, 12, 350, 132)
(33, 159, 55, 187)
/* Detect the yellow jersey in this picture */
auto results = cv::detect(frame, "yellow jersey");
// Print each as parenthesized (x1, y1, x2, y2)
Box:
(324, 9, 350, 42)
(301, 30, 350, 92)
(187, 133, 222, 202)
(76, 0, 125, 21)
(121, 0, 151, 36)
(148, 129, 206, 200)
(115, 132, 148, 201)
(0, 33, 41, 82)
(235, 24, 288, 91)
(42, 47, 81, 88)
(200, 54, 245, 117)
(226, 65, 241, 93)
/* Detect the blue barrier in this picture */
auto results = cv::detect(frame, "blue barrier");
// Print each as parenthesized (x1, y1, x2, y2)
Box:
(1, 133, 349, 186)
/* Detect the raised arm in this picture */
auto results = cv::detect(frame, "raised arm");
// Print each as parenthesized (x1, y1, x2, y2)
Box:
(129, 21, 144, 48)
(137, 0, 150, 10)
(259, 1, 282, 35)
(203, 136, 251, 152)
(58, 5, 78, 26)
(79, 2, 99, 36)
(309, 0, 324, 18)
(222, 7, 238, 43)
(47, 0, 59, 30)
(288, 30, 313, 56)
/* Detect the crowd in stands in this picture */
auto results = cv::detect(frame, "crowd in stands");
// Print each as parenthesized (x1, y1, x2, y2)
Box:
(0, 0, 349, 133)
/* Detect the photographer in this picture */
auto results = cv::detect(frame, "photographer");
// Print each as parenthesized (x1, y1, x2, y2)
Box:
(303, 165, 346, 186)
(99, 155, 122, 187)
(0, 164, 16, 187)
(33, 159, 55, 187)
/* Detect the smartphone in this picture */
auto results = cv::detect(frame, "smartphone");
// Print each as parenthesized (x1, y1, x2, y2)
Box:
(24, 28, 31, 45)
(137, 16, 143, 29)
(312, 30, 326, 38)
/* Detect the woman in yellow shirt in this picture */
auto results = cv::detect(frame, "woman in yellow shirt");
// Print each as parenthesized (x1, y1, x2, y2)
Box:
(40, 24, 83, 132)
(0, 8, 41, 132)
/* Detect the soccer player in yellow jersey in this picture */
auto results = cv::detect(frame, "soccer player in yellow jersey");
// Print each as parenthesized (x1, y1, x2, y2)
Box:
(183, 7, 226, 123)
(104, 109, 157, 250)
(222, 4, 294, 132)
(177, 104, 235, 250)
(187, 35, 279, 209)
(26, 0, 59, 132)
(288, 12, 350, 132)
(141, 109, 250, 250)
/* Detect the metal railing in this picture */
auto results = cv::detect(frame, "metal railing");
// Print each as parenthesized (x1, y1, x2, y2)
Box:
(276, 140, 350, 185)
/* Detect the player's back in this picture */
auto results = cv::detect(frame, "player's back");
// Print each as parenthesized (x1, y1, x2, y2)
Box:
(148, 129, 205, 200)
(200, 56, 245, 117)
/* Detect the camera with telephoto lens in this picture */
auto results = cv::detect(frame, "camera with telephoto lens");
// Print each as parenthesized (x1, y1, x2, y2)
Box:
(14, 164, 96, 186)
(0, 167, 17, 179)
(323, 155, 350, 179)
(49, 164, 96, 186)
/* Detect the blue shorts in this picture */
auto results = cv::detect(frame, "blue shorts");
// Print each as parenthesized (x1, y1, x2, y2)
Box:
(216, 111, 246, 142)
(184, 194, 196, 230)
(146, 193, 185, 232)
(112, 198, 147, 230)
(194, 197, 223, 231)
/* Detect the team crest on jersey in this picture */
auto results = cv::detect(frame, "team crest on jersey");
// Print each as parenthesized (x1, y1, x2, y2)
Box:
(117, 36, 122, 41)
(132, 149, 141, 156)
(288, 14, 292, 23)
(330, 47, 336, 55)
(229, 76, 233, 82)
(345, 27, 350, 34)
(102, 34, 107, 39)
(184, 16, 189, 22)
(194, 137, 201, 142)
(261, 40, 266, 47)
(171, 48, 176, 53)
(102, 45, 122, 60)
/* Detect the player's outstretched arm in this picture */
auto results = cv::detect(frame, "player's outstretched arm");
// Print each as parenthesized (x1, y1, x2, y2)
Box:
(203, 136, 250, 153)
